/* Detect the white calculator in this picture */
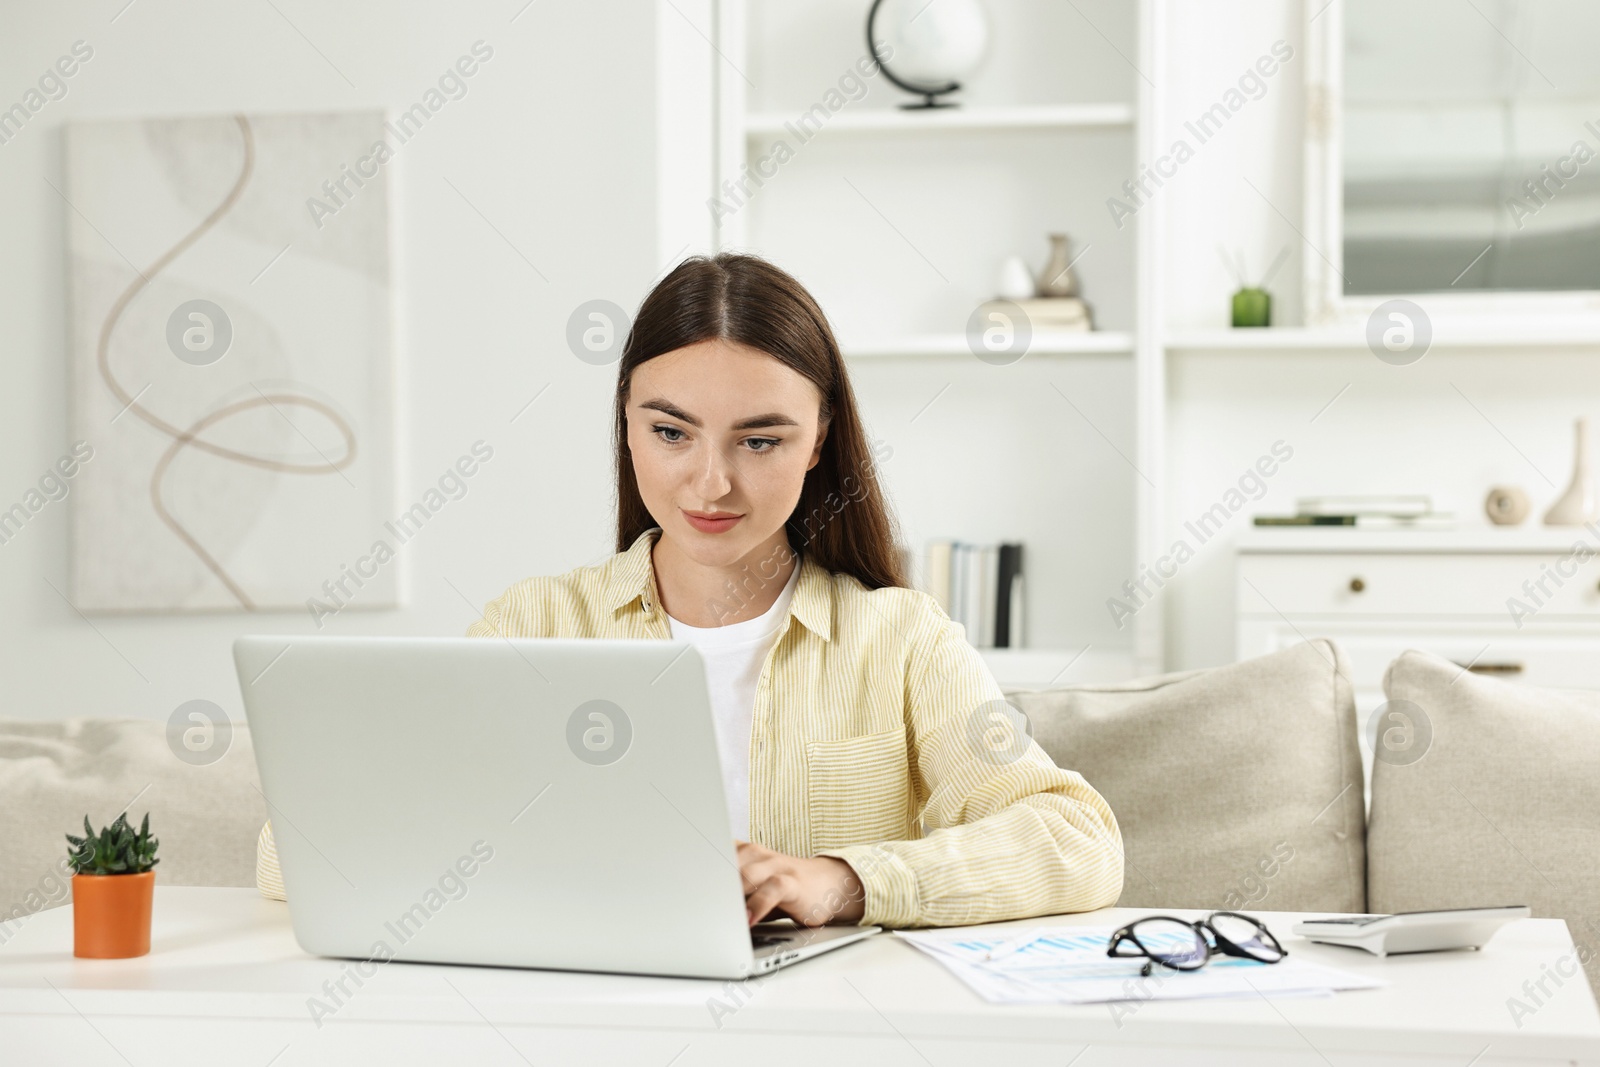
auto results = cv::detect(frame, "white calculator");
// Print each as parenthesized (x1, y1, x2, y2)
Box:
(1293, 906, 1531, 956)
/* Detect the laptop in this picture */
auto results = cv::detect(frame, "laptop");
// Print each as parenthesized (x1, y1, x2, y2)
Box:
(233, 635, 881, 980)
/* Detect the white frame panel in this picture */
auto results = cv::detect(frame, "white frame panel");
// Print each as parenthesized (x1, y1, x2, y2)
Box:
(1301, 0, 1600, 330)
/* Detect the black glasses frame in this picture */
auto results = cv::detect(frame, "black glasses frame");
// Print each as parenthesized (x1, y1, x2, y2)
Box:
(1106, 911, 1288, 976)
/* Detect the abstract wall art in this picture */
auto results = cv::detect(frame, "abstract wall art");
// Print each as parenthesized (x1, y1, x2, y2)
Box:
(64, 111, 397, 613)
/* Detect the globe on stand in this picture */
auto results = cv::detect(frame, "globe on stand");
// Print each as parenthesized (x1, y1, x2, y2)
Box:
(866, 0, 990, 109)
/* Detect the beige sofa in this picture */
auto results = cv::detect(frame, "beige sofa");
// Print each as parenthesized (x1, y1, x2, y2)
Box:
(4, 640, 1594, 1000)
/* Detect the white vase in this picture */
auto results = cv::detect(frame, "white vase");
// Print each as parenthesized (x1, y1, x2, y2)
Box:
(996, 254, 1034, 301)
(1543, 416, 1599, 525)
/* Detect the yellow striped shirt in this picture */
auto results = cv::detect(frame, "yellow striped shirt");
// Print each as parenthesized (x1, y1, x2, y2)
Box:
(256, 527, 1124, 927)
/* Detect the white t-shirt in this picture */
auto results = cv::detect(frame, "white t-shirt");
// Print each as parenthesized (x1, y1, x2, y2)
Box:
(665, 561, 800, 843)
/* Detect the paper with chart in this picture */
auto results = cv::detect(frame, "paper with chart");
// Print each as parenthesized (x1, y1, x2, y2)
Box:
(893, 925, 1386, 1005)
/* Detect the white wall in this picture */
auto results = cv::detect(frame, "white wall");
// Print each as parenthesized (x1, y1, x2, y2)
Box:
(0, 0, 669, 721)
(1159, 0, 1600, 670)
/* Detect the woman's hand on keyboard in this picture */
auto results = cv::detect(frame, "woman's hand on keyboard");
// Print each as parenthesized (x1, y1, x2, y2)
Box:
(736, 839, 866, 927)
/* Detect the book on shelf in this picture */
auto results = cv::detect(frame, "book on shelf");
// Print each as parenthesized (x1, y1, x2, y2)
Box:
(1254, 513, 1456, 529)
(978, 297, 1093, 332)
(1255, 493, 1454, 529)
(1294, 495, 1433, 518)
(923, 539, 1025, 649)
(1356, 514, 1456, 529)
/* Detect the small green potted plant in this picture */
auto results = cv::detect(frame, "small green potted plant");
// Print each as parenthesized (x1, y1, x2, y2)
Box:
(1223, 246, 1291, 328)
(66, 811, 160, 958)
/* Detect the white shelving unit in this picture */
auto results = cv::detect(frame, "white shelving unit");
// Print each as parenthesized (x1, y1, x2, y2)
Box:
(701, 0, 1162, 686)
(658, 1, 1600, 684)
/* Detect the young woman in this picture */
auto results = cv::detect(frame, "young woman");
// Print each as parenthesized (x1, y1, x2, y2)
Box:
(256, 252, 1123, 928)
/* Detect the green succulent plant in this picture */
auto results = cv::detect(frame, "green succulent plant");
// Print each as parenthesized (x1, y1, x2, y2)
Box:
(65, 811, 160, 876)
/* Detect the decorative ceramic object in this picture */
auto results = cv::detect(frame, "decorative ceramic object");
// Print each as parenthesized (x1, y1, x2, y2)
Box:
(1543, 417, 1599, 526)
(867, 0, 990, 109)
(996, 254, 1034, 301)
(1232, 287, 1271, 327)
(1484, 486, 1531, 525)
(1037, 234, 1080, 298)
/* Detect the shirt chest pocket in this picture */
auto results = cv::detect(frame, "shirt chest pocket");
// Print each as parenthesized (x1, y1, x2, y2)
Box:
(805, 725, 913, 852)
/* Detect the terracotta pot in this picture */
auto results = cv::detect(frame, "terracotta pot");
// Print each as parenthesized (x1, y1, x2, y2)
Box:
(72, 871, 154, 959)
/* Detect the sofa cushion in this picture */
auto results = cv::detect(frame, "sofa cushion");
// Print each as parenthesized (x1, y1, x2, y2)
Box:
(1006, 638, 1366, 913)
(0, 718, 266, 936)
(1369, 649, 1600, 997)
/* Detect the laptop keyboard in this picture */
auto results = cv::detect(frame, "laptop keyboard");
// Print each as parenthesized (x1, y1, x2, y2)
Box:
(751, 934, 791, 948)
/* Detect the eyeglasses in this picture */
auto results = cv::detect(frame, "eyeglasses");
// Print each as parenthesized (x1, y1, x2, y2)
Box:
(1106, 911, 1288, 976)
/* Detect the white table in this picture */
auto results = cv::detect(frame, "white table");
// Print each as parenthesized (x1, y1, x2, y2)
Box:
(2, 887, 1597, 1065)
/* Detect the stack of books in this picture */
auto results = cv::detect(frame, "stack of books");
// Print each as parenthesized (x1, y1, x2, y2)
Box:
(924, 541, 1025, 648)
(978, 297, 1093, 332)
(1253, 495, 1456, 529)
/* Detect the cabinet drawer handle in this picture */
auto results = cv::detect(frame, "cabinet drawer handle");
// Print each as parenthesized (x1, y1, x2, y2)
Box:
(1450, 660, 1525, 675)
(1348, 577, 1365, 593)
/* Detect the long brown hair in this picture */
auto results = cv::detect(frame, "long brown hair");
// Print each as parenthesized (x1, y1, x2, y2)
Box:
(613, 252, 906, 590)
